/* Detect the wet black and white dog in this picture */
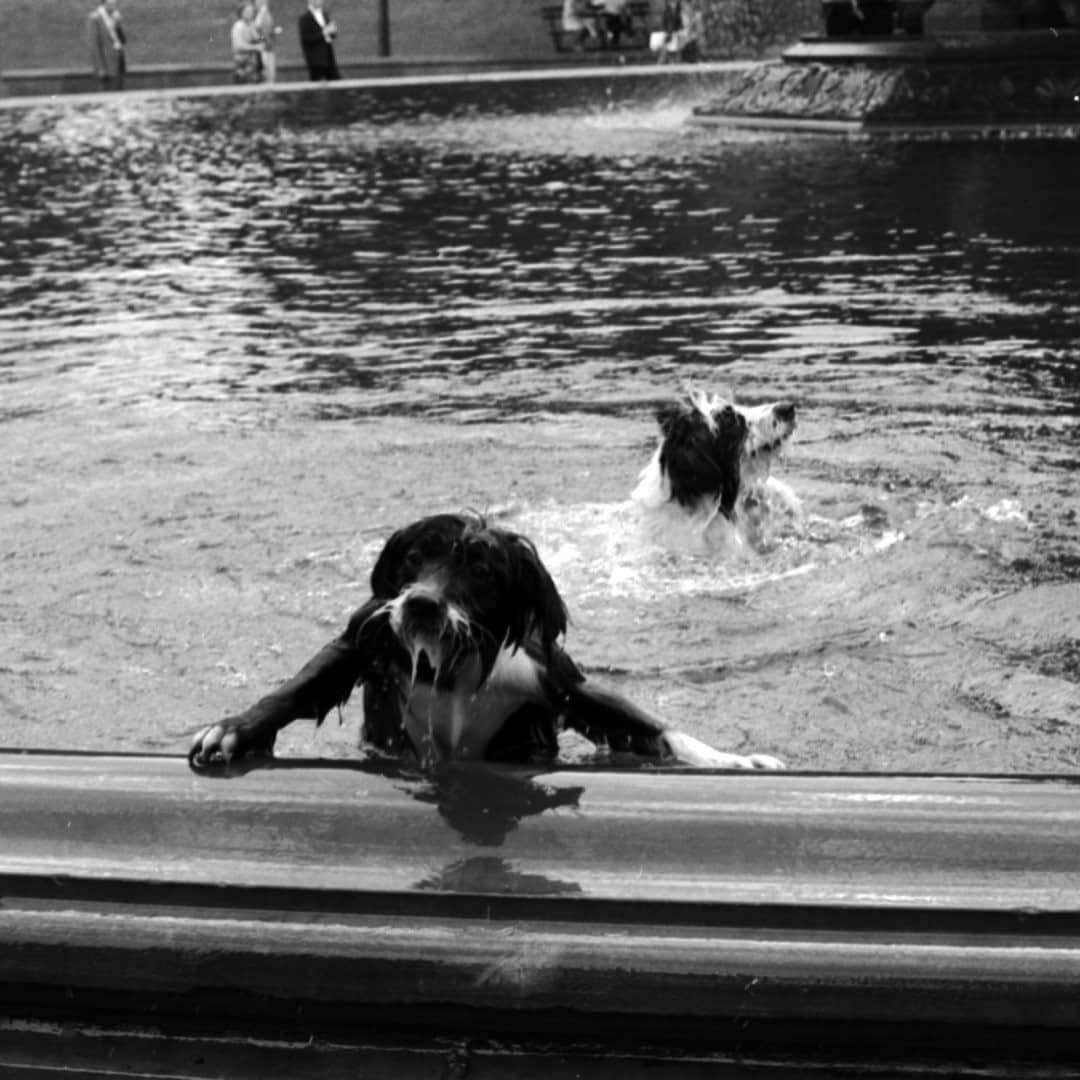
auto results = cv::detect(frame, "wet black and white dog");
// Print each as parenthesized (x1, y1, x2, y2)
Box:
(189, 513, 783, 771)
(632, 390, 800, 549)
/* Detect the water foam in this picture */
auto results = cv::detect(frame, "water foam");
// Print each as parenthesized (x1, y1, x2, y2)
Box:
(496, 500, 904, 607)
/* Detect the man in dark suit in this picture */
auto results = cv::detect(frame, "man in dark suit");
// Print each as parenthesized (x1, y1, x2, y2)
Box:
(87, 0, 127, 90)
(299, 0, 340, 81)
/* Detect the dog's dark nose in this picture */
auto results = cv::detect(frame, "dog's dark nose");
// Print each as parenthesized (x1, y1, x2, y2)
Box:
(775, 403, 796, 424)
(403, 593, 445, 621)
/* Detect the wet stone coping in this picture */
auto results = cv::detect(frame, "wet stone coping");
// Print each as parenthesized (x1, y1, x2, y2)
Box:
(0, 751, 1079, 1075)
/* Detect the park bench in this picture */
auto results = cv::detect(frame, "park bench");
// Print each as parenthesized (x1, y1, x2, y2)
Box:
(541, 1, 654, 53)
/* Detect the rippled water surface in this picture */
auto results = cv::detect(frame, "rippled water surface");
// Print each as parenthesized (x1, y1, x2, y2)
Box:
(2, 78, 1077, 770)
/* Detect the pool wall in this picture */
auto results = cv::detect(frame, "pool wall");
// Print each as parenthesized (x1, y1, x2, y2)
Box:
(2, 751, 1079, 1075)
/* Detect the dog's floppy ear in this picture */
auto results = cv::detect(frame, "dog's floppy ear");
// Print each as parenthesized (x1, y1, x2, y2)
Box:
(656, 402, 686, 439)
(507, 535, 567, 661)
(658, 401, 747, 518)
(369, 523, 412, 599)
(711, 405, 748, 519)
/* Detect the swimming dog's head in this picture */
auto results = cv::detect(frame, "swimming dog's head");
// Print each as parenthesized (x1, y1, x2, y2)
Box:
(362, 512, 567, 690)
(634, 390, 797, 521)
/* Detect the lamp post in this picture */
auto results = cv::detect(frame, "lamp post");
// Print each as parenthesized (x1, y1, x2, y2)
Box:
(378, 0, 391, 56)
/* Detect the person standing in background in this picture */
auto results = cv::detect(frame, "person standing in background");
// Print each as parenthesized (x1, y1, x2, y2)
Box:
(87, 0, 126, 90)
(655, 0, 684, 63)
(231, 2, 263, 83)
(299, 0, 340, 81)
(560, 0, 599, 47)
(679, 0, 704, 61)
(253, 0, 282, 83)
(599, 0, 631, 47)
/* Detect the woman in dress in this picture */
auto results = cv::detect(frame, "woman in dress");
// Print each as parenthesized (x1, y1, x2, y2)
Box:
(231, 2, 262, 84)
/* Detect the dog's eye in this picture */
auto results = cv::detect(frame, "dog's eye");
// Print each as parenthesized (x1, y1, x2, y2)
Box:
(419, 535, 448, 560)
(464, 545, 493, 581)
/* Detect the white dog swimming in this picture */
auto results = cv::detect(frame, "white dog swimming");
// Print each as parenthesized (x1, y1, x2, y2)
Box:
(632, 389, 801, 553)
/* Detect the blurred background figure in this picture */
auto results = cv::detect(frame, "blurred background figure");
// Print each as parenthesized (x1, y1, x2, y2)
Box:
(561, 0, 599, 48)
(253, 0, 282, 83)
(653, 0, 684, 62)
(86, 0, 126, 90)
(680, 0, 704, 60)
(299, 0, 340, 81)
(599, 0, 631, 47)
(231, 1, 263, 83)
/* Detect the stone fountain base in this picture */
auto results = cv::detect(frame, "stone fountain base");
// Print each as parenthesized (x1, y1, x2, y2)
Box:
(692, 30, 1080, 133)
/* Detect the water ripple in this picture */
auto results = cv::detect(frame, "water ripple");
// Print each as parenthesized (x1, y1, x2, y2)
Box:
(1, 87, 1077, 768)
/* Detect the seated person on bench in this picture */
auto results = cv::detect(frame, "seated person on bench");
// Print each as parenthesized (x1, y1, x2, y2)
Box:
(598, 0, 632, 46)
(562, 0, 600, 43)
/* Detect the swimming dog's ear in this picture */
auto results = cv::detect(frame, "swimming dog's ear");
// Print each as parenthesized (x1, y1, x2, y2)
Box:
(656, 402, 687, 439)
(508, 535, 567, 660)
(710, 405, 748, 519)
(713, 403, 748, 441)
(657, 401, 747, 518)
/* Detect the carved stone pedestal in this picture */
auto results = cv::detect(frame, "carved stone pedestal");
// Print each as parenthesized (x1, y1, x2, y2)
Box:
(693, 29, 1080, 133)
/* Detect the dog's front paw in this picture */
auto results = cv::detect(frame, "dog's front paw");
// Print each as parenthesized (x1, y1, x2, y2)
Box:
(189, 714, 277, 770)
(744, 753, 786, 770)
(662, 731, 785, 770)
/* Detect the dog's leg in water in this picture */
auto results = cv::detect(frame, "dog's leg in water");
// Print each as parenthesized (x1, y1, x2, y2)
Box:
(189, 601, 378, 769)
(560, 677, 784, 770)
(764, 476, 803, 520)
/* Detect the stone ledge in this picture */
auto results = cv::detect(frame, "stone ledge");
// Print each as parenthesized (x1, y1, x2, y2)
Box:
(2, 752, 1079, 1072)
(0, 54, 647, 98)
(785, 28, 1080, 63)
(693, 52, 1080, 129)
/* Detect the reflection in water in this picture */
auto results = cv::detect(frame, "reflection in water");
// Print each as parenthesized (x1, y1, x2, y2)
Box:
(417, 855, 584, 896)
(352, 756, 586, 847)
(0, 83, 1077, 771)
(390, 761, 586, 847)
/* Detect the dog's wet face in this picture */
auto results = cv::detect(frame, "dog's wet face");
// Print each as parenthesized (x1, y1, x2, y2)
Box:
(368, 514, 567, 686)
(736, 401, 796, 485)
(388, 583, 471, 686)
(738, 401, 797, 458)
